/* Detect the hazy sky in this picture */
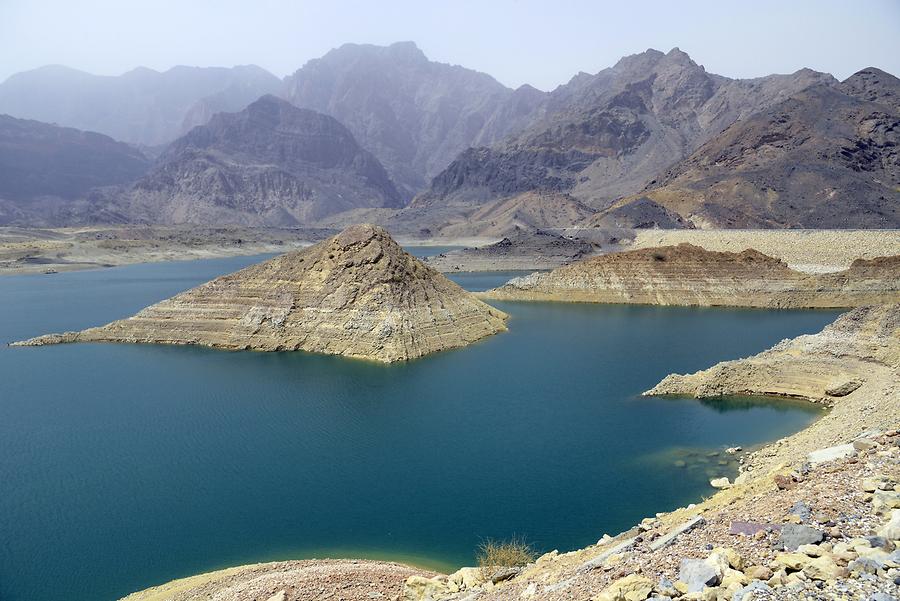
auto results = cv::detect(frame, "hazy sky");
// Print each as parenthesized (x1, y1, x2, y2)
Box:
(2, 0, 899, 90)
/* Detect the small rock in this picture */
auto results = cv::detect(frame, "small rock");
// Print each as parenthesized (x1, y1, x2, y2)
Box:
(778, 524, 824, 551)
(745, 565, 772, 580)
(266, 592, 286, 601)
(807, 444, 856, 465)
(798, 544, 823, 557)
(854, 438, 879, 452)
(788, 501, 812, 523)
(733, 580, 772, 601)
(710, 477, 732, 489)
(773, 474, 796, 490)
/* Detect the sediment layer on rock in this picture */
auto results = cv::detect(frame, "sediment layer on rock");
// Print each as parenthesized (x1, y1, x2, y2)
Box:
(12, 224, 508, 362)
(645, 303, 899, 403)
(481, 243, 900, 308)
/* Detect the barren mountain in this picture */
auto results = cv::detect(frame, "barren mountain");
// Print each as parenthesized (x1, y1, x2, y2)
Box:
(284, 41, 545, 198)
(604, 70, 900, 228)
(0, 115, 150, 225)
(13, 224, 508, 362)
(0, 64, 281, 146)
(101, 95, 403, 226)
(417, 48, 834, 210)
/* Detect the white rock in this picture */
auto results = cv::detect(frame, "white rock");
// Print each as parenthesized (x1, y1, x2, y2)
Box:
(880, 509, 900, 541)
(807, 444, 856, 465)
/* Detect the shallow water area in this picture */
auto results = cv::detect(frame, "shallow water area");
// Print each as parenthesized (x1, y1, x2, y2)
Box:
(0, 251, 839, 601)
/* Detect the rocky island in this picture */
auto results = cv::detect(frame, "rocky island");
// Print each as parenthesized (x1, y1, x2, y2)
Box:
(482, 243, 900, 308)
(11, 224, 508, 362)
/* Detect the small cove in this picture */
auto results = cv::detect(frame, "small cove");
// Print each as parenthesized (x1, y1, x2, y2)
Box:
(0, 251, 837, 601)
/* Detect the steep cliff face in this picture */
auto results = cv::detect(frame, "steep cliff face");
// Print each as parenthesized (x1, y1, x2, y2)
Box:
(482, 243, 900, 307)
(109, 96, 403, 226)
(13, 224, 508, 362)
(0, 115, 150, 225)
(605, 70, 900, 228)
(284, 41, 545, 198)
(0, 64, 282, 146)
(418, 49, 834, 209)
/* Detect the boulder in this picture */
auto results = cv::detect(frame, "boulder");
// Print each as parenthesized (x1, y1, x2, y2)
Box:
(825, 379, 863, 397)
(777, 524, 824, 551)
(873, 490, 900, 515)
(710, 477, 732, 489)
(880, 509, 900, 540)
(678, 558, 720, 593)
(592, 573, 654, 601)
(446, 567, 486, 592)
(401, 575, 450, 601)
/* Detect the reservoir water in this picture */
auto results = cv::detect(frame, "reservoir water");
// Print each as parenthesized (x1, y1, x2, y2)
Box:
(0, 252, 839, 601)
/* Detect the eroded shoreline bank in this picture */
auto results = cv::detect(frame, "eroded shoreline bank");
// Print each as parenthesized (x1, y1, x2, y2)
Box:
(117, 305, 900, 601)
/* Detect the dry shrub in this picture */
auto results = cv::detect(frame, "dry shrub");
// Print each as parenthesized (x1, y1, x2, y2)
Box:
(476, 536, 536, 578)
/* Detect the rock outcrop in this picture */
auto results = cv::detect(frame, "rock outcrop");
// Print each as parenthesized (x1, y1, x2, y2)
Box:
(645, 303, 900, 403)
(481, 244, 900, 308)
(424, 228, 596, 272)
(12, 224, 508, 362)
(605, 70, 900, 228)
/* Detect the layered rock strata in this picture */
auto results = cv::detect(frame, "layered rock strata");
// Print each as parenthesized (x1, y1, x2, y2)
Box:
(482, 243, 900, 308)
(12, 224, 508, 362)
(645, 303, 899, 404)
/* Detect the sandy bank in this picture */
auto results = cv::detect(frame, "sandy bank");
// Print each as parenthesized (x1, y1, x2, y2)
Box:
(119, 559, 435, 601)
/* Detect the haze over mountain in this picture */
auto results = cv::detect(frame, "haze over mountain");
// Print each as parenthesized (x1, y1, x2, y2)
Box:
(0, 64, 281, 146)
(0, 115, 150, 225)
(284, 41, 545, 198)
(92, 95, 402, 226)
(0, 43, 897, 230)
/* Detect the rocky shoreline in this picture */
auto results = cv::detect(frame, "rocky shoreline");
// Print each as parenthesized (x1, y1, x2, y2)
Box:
(117, 305, 900, 600)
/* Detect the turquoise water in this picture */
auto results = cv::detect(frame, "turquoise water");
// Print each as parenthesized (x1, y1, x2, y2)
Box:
(0, 252, 839, 601)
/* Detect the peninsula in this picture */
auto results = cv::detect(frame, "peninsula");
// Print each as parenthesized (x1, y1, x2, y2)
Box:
(11, 224, 508, 362)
